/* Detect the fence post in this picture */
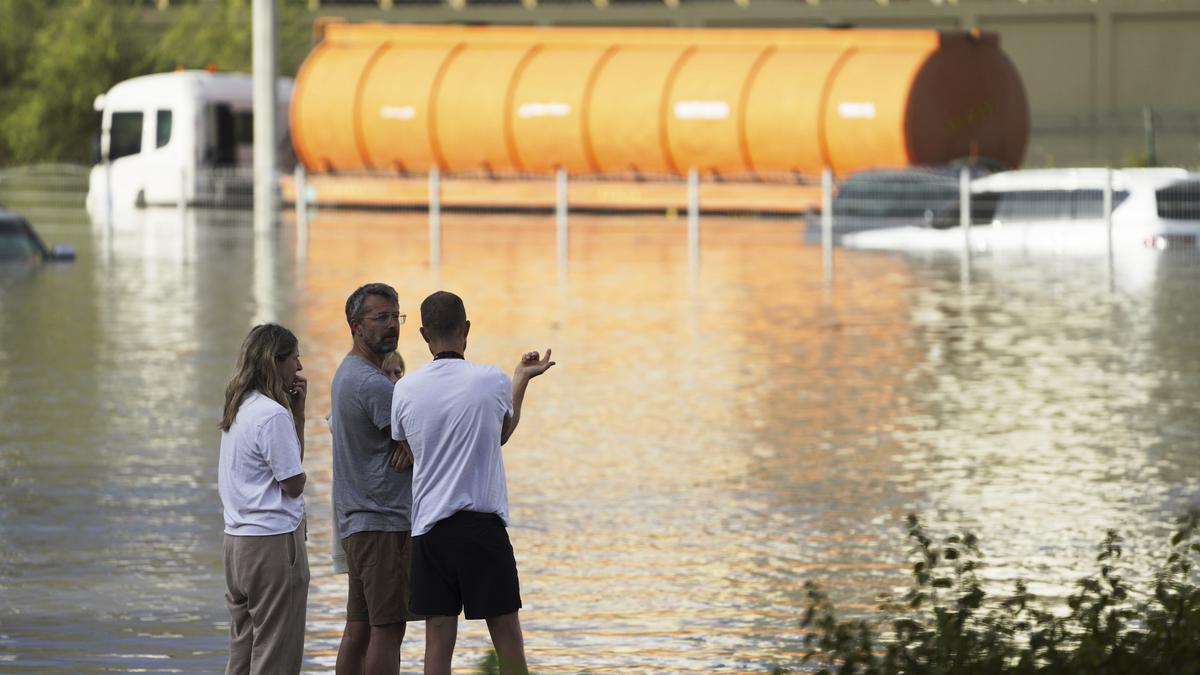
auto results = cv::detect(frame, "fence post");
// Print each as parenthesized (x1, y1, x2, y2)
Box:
(687, 168, 700, 281)
(1104, 167, 1115, 287)
(556, 167, 569, 282)
(429, 167, 441, 269)
(960, 165, 972, 285)
(294, 164, 308, 232)
(178, 166, 187, 218)
(821, 167, 833, 286)
(294, 164, 308, 259)
(1143, 106, 1157, 167)
(104, 160, 114, 231)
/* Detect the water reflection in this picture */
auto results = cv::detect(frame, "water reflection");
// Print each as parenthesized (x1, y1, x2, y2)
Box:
(883, 252, 1200, 594)
(0, 207, 1198, 673)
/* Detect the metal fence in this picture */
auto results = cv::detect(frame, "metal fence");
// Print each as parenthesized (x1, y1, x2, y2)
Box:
(0, 164, 89, 215)
(5, 162, 1199, 279)
(0, 164, 259, 212)
(286, 164, 1200, 280)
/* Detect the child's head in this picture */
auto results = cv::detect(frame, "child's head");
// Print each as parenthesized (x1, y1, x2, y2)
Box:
(382, 351, 406, 384)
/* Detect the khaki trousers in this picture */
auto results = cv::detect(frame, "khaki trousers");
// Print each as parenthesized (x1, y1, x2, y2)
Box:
(223, 523, 310, 675)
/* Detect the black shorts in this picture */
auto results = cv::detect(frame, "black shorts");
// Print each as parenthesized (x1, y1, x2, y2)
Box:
(410, 511, 522, 620)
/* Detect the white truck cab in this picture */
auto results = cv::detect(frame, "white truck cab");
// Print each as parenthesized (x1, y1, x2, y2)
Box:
(86, 70, 293, 219)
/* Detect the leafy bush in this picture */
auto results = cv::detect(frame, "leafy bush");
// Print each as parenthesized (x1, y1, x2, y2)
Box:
(788, 512, 1200, 674)
(478, 648, 501, 674)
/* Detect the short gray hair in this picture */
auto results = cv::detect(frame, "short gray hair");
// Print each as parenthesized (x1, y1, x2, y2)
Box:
(345, 283, 398, 325)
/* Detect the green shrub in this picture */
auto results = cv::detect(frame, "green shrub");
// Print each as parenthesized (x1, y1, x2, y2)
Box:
(478, 648, 500, 675)
(790, 511, 1200, 674)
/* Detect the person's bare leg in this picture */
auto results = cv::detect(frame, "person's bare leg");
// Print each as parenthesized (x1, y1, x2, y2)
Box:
(485, 612, 528, 675)
(335, 620, 370, 675)
(365, 622, 406, 675)
(424, 616, 458, 675)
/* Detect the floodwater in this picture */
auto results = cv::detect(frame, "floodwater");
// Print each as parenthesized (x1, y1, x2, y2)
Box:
(2, 206, 1199, 673)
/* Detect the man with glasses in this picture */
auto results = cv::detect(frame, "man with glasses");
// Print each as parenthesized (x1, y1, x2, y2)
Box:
(330, 282, 417, 674)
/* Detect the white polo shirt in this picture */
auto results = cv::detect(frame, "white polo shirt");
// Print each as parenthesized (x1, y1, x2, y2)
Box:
(218, 392, 305, 536)
(391, 359, 513, 537)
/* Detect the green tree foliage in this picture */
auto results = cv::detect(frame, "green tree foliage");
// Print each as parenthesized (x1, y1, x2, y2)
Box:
(148, 0, 311, 77)
(0, 1, 49, 103)
(0, 0, 51, 164)
(1, 0, 145, 165)
(0, 0, 313, 166)
(788, 512, 1200, 674)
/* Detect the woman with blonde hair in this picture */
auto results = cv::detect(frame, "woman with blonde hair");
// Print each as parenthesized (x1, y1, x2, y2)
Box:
(381, 350, 406, 383)
(218, 323, 310, 675)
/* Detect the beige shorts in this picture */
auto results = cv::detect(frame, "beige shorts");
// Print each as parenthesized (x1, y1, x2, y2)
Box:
(342, 531, 418, 625)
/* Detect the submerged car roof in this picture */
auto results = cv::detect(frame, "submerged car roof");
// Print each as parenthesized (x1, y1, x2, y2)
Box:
(0, 208, 32, 227)
(973, 167, 1191, 193)
(842, 166, 970, 183)
(0, 209, 49, 257)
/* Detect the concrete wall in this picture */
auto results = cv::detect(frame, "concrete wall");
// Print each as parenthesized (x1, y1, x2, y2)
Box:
(973, 4, 1200, 166)
(1113, 15, 1200, 111)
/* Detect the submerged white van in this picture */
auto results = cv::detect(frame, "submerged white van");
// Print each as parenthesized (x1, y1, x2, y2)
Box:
(841, 168, 1200, 255)
(86, 70, 293, 219)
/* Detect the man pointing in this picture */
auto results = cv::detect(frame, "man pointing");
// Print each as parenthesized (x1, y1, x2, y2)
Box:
(391, 290, 554, 675)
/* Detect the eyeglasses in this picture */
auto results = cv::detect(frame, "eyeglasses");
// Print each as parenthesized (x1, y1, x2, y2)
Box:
(360, 312, 406, 325)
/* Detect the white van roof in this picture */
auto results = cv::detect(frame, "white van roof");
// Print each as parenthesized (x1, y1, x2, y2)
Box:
(973, 167, 1190, 193)
(94, 70, 294, 112)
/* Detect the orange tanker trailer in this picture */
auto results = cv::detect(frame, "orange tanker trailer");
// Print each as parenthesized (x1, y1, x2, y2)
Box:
(287, 23, 1028, 212)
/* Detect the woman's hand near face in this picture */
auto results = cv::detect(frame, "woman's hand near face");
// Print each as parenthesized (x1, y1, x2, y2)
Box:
(289, 374, 307, 413)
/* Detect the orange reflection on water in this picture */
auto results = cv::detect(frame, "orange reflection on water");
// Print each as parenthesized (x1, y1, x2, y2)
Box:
(8, 205, 1200, 673)
(288, 211, 919, 672)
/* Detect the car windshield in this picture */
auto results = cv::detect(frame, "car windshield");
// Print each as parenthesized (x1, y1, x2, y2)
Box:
(833, 175, 959, 218)
(992, 189, 1129, 222)
(0, 230, 41, 261)
(1156, 180, 1200, 220)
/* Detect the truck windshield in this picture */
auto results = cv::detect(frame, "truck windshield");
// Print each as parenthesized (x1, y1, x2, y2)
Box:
(110, 112, 143, 161)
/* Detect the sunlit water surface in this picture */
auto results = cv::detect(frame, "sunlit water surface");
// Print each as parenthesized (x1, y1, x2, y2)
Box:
(1, 208, 1198, 673)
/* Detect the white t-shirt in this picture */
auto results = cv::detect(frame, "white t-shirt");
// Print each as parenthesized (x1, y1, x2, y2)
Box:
(391, 359, 513, 537)
(219, 392, 305, 536)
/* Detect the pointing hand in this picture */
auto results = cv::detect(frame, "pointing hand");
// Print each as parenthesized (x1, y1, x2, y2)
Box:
(515, 348, 555, 379)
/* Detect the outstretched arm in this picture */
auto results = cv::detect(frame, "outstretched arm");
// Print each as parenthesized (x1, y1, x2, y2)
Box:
(501, 349, 555, 446)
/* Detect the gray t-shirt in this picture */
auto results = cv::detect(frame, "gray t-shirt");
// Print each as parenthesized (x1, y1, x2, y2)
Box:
(332, 354, 413, 536)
